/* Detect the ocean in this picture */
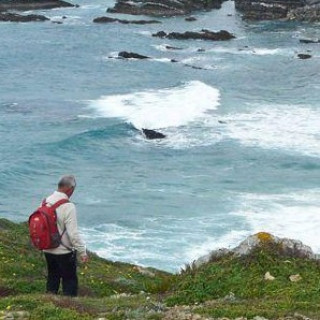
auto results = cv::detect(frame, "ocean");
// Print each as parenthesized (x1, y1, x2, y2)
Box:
(1, 0, 320, 272)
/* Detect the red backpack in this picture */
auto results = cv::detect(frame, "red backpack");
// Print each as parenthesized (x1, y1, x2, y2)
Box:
(28, 199, 69, 250)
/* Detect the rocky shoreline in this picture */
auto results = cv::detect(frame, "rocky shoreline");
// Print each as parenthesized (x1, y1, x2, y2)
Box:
(1, 218, 320, 319)
(1, 0, 320, 23)
(0, 0, 74, 11)
(107, 0, 227, 17)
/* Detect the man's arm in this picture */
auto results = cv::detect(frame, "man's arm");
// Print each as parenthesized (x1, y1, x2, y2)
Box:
(64, 203, 88, 262)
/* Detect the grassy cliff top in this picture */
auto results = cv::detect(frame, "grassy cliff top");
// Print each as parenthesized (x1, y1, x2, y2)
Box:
(0, 218, 320, 319)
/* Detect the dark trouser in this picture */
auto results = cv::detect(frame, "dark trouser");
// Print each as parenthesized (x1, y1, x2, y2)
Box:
(44, 252, 78, 297)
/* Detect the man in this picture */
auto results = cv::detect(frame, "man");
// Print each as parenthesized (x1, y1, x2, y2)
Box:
(43, 175, 88, 297)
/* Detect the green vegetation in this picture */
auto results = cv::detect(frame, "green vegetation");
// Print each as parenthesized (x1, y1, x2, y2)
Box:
(1, 218, 320, 319)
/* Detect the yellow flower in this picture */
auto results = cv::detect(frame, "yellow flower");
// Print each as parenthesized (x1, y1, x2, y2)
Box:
(6, 306, 11, 310)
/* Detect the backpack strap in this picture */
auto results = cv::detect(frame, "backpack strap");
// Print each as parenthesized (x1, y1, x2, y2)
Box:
(50, 199, 69, 211)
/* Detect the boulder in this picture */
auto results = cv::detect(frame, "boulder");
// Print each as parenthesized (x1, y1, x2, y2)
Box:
(107, 0, 226, 17)
(152, 29, 235, 41)
(118, 51, 150, 59)
(93, 16, 161, 24)
(0, 0, 74, 11)
(0, 12, 49, 22)
(194, 232, 317, 268)
(142, 129, 166, 139)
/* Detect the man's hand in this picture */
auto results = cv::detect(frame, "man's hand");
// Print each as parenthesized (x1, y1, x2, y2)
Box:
(80, 255, 89, 263)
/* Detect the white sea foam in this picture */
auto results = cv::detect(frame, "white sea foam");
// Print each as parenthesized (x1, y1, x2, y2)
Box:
(233, 190, 320, 254)
(219, 104, 320, 158)
(89, 81, 220, 130)
(152, 58, 173, 63)
(209, 47, 285, 56)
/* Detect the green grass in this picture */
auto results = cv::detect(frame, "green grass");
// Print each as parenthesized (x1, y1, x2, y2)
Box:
(1, 218, 320, 319)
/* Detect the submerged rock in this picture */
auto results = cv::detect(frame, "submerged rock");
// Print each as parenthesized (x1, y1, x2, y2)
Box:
(299, 38, 320, 44)
(165, 45, 183, 50)
(185, 16, 197, 21)
(152, 29, 235, 41)
(118, 51, 150, 59)
(0, 0, 74, 11)
(93, 16, 161, 24)
(107, 0, 226, 17)
(0, 12, 49, 22)
(297, 53, 312, 59)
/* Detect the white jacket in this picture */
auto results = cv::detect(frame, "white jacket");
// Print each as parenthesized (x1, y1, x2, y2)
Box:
(43, 191, 87, 257)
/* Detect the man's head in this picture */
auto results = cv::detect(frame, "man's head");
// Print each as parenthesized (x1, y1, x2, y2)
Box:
(58, 175, 76, 198)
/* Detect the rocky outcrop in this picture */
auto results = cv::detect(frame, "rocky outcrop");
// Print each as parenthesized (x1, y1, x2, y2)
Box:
(152, 29, 235, 41)
(0, 0, 74, 11)
(0, 12, 49, 22)
(93, 16, 161, 24)
(235, 0, 320, 21)
(107, 0, 226, 17)
(234, 0, 305, 20)
(287, 4, 320, 21)
(194, 232, 318, 268)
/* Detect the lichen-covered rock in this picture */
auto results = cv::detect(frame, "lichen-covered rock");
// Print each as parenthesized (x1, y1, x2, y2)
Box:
(194, 232, 317, 268)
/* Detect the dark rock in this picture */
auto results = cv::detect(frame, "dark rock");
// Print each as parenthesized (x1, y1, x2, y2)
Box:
(184, 64, 205, 70)
(197, 48, 206, 52)
(171, 59, 179, 62)
(185, 16, 197, 21)
(107, 0, 226, 17)
(154, 31, 167, 38)
(300, 38, 320, 43)
(0, 0, 74, 11)
(93, 16, 161, 24)
(118, 51, 150, 59)
(297, 53, 312, 59)
(235, 0, 305, 20)
(153, 29, 235, 41)
(142, 129, 166, 139)
(218, 120, 227, 124)
(52, 20, 63, 24)
(165, 45, 183, 50)
(0, 12, 49, 22)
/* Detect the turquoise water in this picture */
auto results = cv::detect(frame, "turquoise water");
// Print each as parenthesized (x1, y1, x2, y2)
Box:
(1, 0, 320, 271)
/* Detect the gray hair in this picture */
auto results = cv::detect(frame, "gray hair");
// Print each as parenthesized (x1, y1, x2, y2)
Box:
(58, 175, 76, 189)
